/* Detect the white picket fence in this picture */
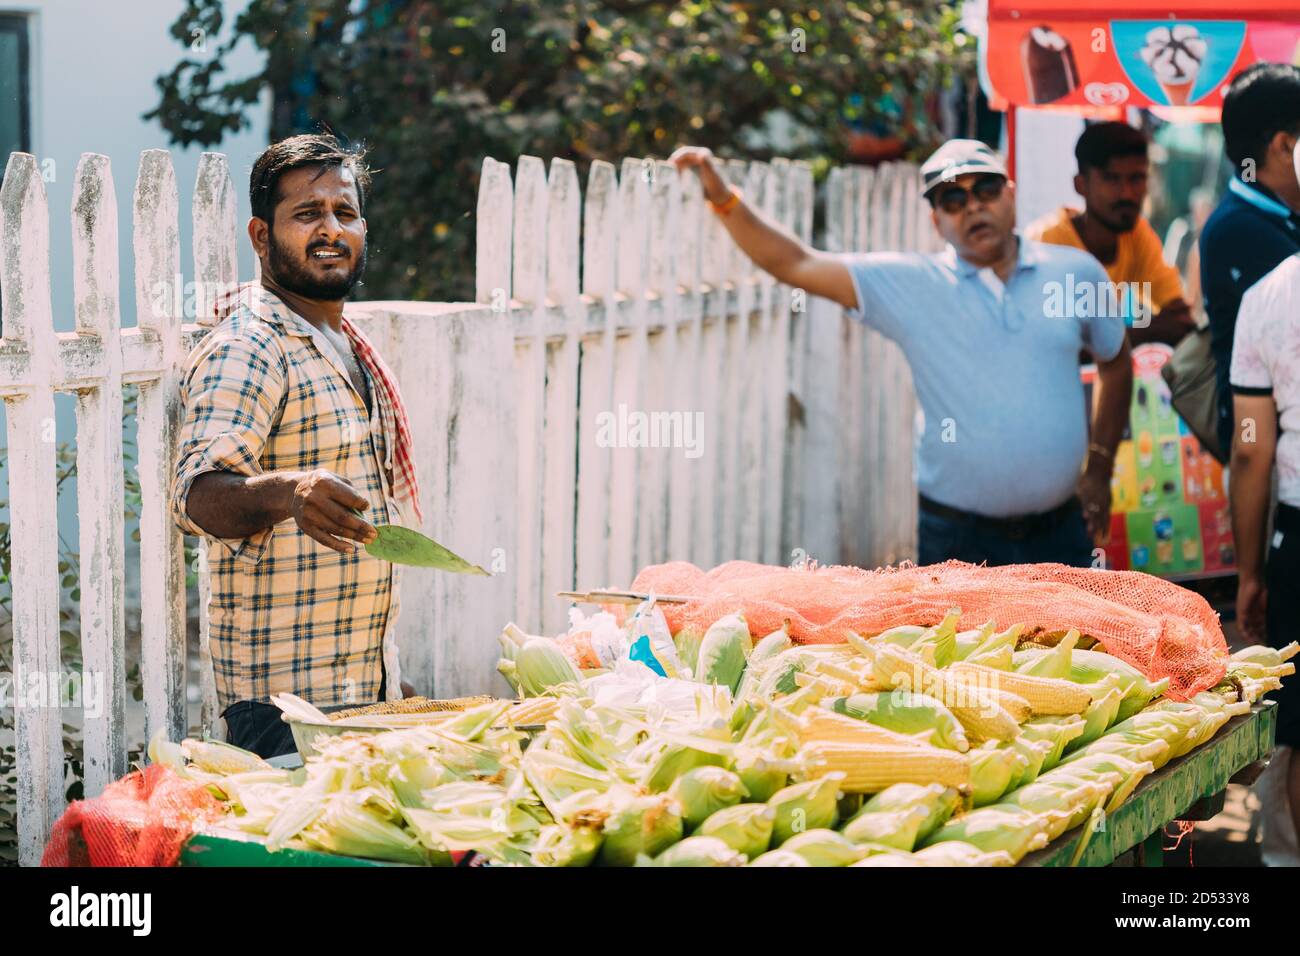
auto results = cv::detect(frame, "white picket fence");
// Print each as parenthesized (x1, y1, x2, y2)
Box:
(0, 146, 931, 864)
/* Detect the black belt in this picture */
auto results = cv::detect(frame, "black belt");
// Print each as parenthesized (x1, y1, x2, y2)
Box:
(1276, 502, 1300, 535)
(919, 493, 1080, 541)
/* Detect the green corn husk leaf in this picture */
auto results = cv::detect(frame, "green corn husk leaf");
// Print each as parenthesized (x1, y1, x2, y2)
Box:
(698, 803, 777, 859)
(673, 627, 706, 675)
(768, 773, 844, 846)
(833, 691, 969, 752)
(669, 766, 749, 830)
(750, 625, 793, 665)
(969, 744, 1027, 807)
(912, 841, 1015, 867)
(861, 783, 962, 843)
(1020, 715, 1088, 770)
(781, 828, 869, 866)
(1011, 629, 1080, 679)
(639, 743, 726, 794)
(872, 625, 929, 648)
(968, 643, 1015, 670)
(995, 777, 1111, 838)
(733, 751, 789, 804)
(531, 823, 603, 867)
(181, 738, 273, 775)
(1067, 686, 1126, 753)
(920, 806, 1055, 863)
(748, 848, 812, 867)
(1045, 753, 1155, 814)
(696, 612, 752, 693)
(514, 637, 582, 697)
(305, 797, 443, 866)
(953, 622, 996, 662)
(996, 738, 1054, 791)
(913, 609, 961, 668)
(637, 835, 746, 867)
(1114, 678, 1171, 722)
(596, 791, 684, 866)
(840, 805, 930, 851)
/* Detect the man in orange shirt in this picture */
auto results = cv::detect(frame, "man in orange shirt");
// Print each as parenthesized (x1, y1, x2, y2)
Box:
(1027, 122, 1194, 346)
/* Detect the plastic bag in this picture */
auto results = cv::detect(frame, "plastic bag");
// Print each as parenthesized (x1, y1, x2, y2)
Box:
(625, 599, 686, 679)
(556, 607, 629, 669)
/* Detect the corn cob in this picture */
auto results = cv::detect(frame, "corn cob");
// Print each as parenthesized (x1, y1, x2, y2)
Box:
(798, 742, 971, 793)
(329, 695, 494, 721)
(793, 671, 859, 699)
(808, 659, 883, 691)
(181, 738, 273, 775)
(948, 662, 1094, 716)
(504, 697, 561, 727)
(871, 643, 1021, 740)
(797, 708, 931, 749)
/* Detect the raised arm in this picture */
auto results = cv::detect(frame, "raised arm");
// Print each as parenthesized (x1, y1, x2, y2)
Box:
(668, 146, 859, 311)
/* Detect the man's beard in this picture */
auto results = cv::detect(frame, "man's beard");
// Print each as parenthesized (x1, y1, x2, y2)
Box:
(267, 230, 368, 300)
(1096, 205, 1140, 233)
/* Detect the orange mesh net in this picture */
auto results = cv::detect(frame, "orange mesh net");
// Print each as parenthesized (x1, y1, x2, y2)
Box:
(41, 764, 224, 867)
(631, 559, 1228, 700)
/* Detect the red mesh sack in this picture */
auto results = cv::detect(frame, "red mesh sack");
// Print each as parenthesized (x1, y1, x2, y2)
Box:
(631, 559, 1228, 700)
(42, 764, 224, 867)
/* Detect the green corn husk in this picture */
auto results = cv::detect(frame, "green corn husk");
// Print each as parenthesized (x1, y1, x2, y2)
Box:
(861, 783, 962, 843)
(1020, 715, 1088, 770)
(1012, 629, 1080, 679)
(514, 637, 582, 696)
(966, 644, 1014, 670)
(696, 613, 752, 693)
(969, 744, 1028, 807)
(673, 627, 706, 675)
(833, 691, 969, 752)
(1067, 686, 1126, 753)
(737, 626, 793, 701)
(1044, 753, 1155, 814)
(911, 610, 961, 668)
(840, 805, 931, 851)
(638, 835, 746, 867)
(781, 828, 869, 866)
(698, 803, 777, 859)
(748, 848, 812, 867)
(733, 749, 789, 803)
(912, 841, 1015, 867)
(531, 823, 603, 867)
(1114, 678, 1172, 722)
(996, 738, 1054, 791)
(669, 766, 749, 830)
(597, 791, 684, 866)
(304, 797, 444, 866)
(920, 806, 1057, 863)
(953, 623, 993, 662)
(640, 743, 726, 794)
(180, 738, 273, 775)
(995, 777, 1111, 839)
(769, 773, 844, 846)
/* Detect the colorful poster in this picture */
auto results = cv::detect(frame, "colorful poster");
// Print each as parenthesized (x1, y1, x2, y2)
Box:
(1085, 345, 1235, 580)
(982, 2, 1300, 113)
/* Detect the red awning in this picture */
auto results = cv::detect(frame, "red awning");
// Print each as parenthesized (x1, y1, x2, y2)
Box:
(981, 1, 1300, 116)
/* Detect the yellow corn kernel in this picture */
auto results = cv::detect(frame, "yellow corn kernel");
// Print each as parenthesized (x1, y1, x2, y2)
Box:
(948, 662, 1093, 716)
(799, 742, 971, 793)
(797, 709, 930, 749)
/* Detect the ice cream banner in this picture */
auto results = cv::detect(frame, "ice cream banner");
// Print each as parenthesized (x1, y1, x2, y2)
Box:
(1081, 346, 1235, 581)
(982, 1, 1300, 113)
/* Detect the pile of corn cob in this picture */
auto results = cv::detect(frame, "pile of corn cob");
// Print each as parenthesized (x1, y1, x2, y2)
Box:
(152, 618, 1293, 867)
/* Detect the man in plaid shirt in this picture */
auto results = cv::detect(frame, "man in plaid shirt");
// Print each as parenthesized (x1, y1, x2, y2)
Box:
(171, 134, 421, 757)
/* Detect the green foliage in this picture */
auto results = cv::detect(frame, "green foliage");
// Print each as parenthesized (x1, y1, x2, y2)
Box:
(146, 0, 973, 303)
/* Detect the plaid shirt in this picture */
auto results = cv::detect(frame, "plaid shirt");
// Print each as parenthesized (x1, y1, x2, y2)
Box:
(171, 286, 406, 711)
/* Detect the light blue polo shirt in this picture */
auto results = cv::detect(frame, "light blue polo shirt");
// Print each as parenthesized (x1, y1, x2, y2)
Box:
(844, 235, 1125, 518)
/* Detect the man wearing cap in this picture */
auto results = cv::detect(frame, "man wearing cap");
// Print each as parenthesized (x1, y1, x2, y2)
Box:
(670, 140, 1133, 567)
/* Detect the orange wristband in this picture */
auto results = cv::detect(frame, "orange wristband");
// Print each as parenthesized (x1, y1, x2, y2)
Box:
(708, 186, 742, 216)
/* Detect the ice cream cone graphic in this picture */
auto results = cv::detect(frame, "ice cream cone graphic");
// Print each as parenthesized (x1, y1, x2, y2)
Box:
(1139, 25, 1208, 106)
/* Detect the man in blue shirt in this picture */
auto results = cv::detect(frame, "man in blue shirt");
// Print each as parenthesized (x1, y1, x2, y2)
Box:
(670, 139, 1132, 567)
(1199, 63, 1300, 458)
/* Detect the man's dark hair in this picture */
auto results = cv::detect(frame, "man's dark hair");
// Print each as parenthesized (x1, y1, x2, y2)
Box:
(1075, 121, 1148, 175)
(1221, 63, 1300, 171)
(249, 133, 372, 224)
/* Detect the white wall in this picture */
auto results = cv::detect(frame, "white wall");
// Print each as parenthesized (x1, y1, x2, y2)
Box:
(0, 0, 269, 560)
(1009, 108, 1086, 229)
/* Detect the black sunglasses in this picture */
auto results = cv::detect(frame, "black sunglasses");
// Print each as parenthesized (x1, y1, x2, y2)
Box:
(931, 175, 1006, 215)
